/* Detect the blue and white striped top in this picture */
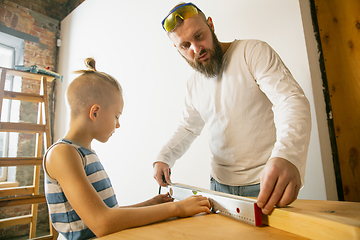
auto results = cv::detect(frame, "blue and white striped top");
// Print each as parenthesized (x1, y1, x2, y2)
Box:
(43, 138, 118, 240)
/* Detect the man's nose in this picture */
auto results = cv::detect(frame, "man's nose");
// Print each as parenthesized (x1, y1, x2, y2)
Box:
(191, 43, 202, 54)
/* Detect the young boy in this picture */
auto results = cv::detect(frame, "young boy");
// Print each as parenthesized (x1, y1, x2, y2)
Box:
(43, 58, 211, 240)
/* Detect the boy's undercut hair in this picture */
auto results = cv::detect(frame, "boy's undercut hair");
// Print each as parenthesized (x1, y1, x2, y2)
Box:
(67, 58, 123, 118)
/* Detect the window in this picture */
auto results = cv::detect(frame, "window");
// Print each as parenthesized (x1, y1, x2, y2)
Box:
(0, 32, 24, 183)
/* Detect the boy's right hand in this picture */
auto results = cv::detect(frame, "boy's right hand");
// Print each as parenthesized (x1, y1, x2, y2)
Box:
(153, 162, 171, 187)
(175, 195, 211, 217)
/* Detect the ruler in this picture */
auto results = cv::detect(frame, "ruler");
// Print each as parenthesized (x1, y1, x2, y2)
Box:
(167, 183, 263, 226)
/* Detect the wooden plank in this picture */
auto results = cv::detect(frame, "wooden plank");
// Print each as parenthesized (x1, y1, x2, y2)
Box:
(0, 195, 46, 207)
(0, 122, 45, 133)
(0, 186, 35, 197)
(3, 91, 44, 102)
(0, 67, 55, 82)
(0, 157, 43, 166)
(264, 199, 360, 240)
(314, 0, 360, 201)
(0, 215, 33, 228)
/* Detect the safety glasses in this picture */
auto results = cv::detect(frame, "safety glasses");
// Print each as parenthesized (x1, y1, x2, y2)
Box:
(161, 2, 202, 33)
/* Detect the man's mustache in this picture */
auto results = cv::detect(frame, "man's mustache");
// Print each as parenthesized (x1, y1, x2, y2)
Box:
(195, 49, 208, 61)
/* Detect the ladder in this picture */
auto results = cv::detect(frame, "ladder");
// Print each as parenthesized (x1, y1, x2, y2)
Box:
(0, 67, 57, 239)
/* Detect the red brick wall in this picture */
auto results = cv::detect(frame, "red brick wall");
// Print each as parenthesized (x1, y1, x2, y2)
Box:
(7, 0, 85, 21)
(1, 1, 59, 71)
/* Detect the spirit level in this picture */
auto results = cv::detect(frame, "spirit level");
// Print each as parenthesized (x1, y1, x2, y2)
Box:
(167, 183, 263, 226)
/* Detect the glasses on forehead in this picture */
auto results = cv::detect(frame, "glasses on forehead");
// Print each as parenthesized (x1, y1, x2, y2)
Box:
(161, 2, 202, 33)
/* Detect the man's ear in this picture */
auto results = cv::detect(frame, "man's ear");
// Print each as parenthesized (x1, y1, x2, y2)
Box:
(207, 17, 214, 31)
(89, 104, 100, 121)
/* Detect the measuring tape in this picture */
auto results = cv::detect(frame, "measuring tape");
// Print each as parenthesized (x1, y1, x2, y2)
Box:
(167, 183, 263, 226)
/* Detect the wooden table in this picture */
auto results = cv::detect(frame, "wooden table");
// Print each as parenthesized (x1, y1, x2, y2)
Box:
(97, 213, 305, 239)
(97, 199, 360, 240)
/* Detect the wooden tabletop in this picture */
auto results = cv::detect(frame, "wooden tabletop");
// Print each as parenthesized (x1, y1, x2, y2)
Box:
(97, 213, 306, 240)
(97, 198, 360, 240)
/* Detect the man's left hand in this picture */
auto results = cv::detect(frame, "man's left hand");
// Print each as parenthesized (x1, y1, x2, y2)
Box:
(257, 157, 301, 214)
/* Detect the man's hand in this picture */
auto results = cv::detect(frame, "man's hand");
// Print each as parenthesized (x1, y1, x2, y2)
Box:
(257, 157, 301, 214)
(153, 162, 171, 187)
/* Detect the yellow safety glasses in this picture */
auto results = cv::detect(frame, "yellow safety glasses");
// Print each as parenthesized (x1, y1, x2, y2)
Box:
(162, 2, 201, 33)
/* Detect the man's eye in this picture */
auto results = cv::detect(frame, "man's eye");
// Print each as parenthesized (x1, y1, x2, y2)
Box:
(182, 44, 190, 50)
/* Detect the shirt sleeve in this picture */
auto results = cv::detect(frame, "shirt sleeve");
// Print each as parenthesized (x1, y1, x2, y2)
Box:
(154, 79, 205, 168)
(246, 40, 312, 185)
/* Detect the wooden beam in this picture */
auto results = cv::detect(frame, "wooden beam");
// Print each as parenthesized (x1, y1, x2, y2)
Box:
(0, 215, 33, 228)
(313, 0, 360, 201)
(0, 67, 55, 82)
(3, 91, 44, 102)
(0, 122, 45, 133)
(264, 199, 360, 240)
(0, 186, 35, 197)
(0, 157, 43, 166)
(0, 195, 46, 207)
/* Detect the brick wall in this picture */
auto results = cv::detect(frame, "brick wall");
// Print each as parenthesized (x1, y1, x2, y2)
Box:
(0, 1, 61, 238)
(7, 0, 85, 21)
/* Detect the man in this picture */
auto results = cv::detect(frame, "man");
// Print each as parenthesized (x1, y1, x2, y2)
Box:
(153, 2, 311, 214)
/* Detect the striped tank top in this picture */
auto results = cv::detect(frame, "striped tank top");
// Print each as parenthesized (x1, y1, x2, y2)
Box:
(43, 138, 118, 240)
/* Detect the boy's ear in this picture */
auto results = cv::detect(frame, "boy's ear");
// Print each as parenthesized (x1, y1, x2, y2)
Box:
(89, 104, 100, 121)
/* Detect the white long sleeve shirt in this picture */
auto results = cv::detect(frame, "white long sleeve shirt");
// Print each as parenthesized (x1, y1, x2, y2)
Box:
(156, 39, 311, 186)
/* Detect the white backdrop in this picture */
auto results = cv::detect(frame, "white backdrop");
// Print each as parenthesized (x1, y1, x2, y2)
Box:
(56, 0, 336, 206)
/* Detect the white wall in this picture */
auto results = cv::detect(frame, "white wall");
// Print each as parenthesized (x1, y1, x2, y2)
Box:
(56, 0, 337, 206)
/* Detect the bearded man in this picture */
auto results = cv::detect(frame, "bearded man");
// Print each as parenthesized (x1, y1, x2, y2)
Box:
(153, 2, 311, 215)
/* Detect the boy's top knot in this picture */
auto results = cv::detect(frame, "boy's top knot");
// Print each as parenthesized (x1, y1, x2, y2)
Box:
(68, 57, 123, 118)
(85, 58, 96, 71)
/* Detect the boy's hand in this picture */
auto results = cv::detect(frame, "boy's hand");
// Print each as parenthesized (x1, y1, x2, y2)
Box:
(150, 193, 174, 205)
(257, 157, 301, 214)
(175, 195, 211, 217)
(153, 162, 171, 187)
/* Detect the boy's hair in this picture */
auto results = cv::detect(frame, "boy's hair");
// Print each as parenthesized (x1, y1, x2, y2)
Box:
(66, 58, 122, 118)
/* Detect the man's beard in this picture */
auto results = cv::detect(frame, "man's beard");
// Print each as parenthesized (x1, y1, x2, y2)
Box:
(183, 29, 223, 78)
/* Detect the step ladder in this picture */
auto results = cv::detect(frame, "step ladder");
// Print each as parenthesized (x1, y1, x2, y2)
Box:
(0, 67, 57, 239)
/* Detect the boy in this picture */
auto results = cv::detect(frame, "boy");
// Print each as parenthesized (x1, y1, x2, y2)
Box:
(43, 58, 210, 240)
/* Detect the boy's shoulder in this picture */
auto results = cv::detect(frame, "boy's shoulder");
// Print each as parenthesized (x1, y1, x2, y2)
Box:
(45, 141, 85, 179)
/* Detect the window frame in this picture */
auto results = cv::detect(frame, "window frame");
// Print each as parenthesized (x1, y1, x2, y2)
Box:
(0, 32, 25, 183)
